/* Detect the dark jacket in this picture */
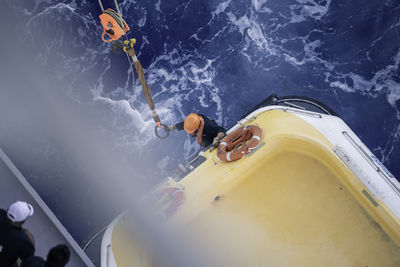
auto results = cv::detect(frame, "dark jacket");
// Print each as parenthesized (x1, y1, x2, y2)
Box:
(175, 114, 226, 147)
(21, 256, 45, 267)
(0, 209, 35, 267)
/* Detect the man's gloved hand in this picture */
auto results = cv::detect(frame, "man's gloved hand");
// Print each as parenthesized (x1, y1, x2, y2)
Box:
(165, 125, 176, 132)
(212, 137, 219, 147)
(212, 132, 225, 148)
(217, 132, 225, 139)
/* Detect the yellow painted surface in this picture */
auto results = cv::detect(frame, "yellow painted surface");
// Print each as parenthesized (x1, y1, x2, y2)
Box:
(185, 149, 400, 266)
(112, 219, 153, 267)
(113, 110, 400, 266)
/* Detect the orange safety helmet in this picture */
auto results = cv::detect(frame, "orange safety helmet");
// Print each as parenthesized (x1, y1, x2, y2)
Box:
(184, 113, 202, 134)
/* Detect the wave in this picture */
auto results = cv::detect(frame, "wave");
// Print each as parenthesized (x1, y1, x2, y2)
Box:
(17, 0, 400, 168)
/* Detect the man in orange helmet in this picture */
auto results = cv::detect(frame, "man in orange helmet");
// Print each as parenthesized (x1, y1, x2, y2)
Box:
(166, 113, 226, 147)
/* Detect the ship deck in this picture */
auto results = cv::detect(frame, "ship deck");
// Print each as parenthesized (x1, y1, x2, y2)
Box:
(0, 148, 93, 266)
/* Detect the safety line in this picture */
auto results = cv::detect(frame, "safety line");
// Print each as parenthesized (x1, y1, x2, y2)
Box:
(114, 0, 122, 17)
(125, 52, 136, 90)
(123, 36, 136, 91)
(97, 0, 104, 12)
(98, 0, 121, 16)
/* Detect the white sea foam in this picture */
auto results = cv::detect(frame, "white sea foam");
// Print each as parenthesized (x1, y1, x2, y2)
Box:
(252, 0, 272, 14)
(157, 156, 170, 171)
(90, 57, 111, 98)
(89, 45, 223, 151)
(223, 0, 397, 118)
(94, 96, 156, 147)
(213, 0, 232, 16)
(290, 0, 332, 22)
(28, 0, 399, 161)
(288, 11, 307, 24)
(183, 136, 198, 158)
(226, 12, 251, 35)
(155, 0, 162, 12)
(284, 54, 306, 66)
(37, 2, 76, 14)
(285, 38, 323, 66)
(329, 81, 355, 93)
(226, 12, 277, 56)
(330, 49, 400, 108)
(137, 15, 147, 27)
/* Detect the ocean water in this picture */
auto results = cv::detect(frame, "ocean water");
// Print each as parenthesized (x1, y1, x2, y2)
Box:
(1, 0, 400, 243)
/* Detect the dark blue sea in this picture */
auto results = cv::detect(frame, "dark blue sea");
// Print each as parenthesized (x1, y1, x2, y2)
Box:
(1, 0, 400, 245)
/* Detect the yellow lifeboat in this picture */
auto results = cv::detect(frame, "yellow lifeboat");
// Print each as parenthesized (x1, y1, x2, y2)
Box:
(100, 95, 400, 267)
